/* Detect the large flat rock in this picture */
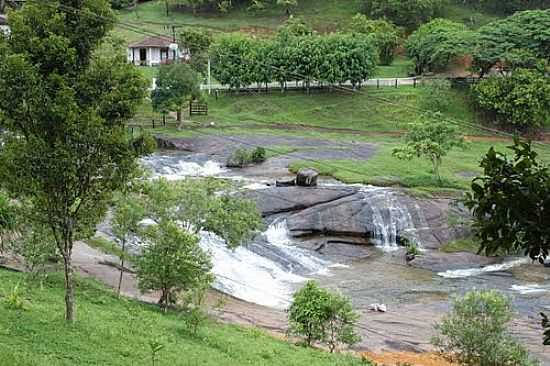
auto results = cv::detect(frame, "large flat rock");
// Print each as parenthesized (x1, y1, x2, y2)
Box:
(243, 187, 357, 216)
(409, 252, 499, 272)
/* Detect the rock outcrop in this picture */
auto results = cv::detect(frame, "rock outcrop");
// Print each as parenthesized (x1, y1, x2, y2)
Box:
(296, 168, 319, 187)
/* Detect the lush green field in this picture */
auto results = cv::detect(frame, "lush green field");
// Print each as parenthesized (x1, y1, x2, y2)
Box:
(186, 86, 479, 134)
(0, 270, 368, 366)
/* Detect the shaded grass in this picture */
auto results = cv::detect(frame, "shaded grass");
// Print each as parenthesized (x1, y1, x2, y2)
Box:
(374, 57, 414, 78)
(440, 238, 481, 254)
(0, 269, 368, 366)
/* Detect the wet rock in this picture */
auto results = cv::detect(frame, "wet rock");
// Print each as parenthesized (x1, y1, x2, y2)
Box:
(275, 179, 296, 187)
(296, 168, 319, 187)
(243, 187, 357, 216)
(369, 303, 387, 312)
(409, 251, 499, 272)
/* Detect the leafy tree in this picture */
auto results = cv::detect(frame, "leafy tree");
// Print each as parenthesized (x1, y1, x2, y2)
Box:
(152, 63, 201, 126)
(112, 191, 145, 297)
(349, 14, 401, 65)
(0, 192, 17, 254)
(0, 0, 150, 321)
(433, 290, 538, 366)
(12, 219, 58, 279)
(136, 219, 213, 311)
(209, 34, 256, 90)
(406, 19, 476, 74)
(393, 112, 466, 183)
(465, 139, 550, 262)
(289, 281, 361, 352)
(277, 16, 314, 38)
(180, 28, 213, 73)
(472, 68, 550, 129)
(363, 0, 446, 29)
(141, 178, 263, 249)
(462, 0, 549, 15)
(472, 10, 550, 76)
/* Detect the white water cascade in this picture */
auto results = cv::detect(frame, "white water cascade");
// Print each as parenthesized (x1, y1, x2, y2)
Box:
(359, 187, 422, 251)
(438, 258, 531, 279)
(141, 154, 227, 180)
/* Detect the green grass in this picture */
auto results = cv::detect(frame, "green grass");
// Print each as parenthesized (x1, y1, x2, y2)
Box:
(374, 57, 414, 78)
(116, 0, 363, 43)
(440, 238, 481, 254)
(192, 86, 480, 135)
(88, 237, 128, 259)
(0, 269, 369, 366)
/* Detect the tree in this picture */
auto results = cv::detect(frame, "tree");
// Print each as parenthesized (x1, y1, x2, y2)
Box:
(406, 19, 476, 75)
(112, 191, 145, 297)
(151, 63, 201, 127)
(433, 290, 538, 366)
(393, 112, 466, 183)
(461, 0, 549, 15)
(465, 139, 550, 262)
(349, 14, 401, 65)
(363, 0, 446, 29)
(472, 68, 550, 129)
(136, 220, 213, 311)
(420, 78, 452, 112)
(209, 34, 256, 91)
(288, 281, 361, 352)
(277, 0, 297, 16)
(0, 0, 150, 321)
(110, 0, 136, 9)
(472, 10, 550, 76)
(180, 28, 213, 74)
(0, 192, 17, 254)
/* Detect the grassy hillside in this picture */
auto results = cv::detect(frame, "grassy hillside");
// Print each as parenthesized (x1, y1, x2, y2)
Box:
(0, 269, 368, 366)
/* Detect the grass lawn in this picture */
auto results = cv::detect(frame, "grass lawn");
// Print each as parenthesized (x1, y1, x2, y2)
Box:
(189, 86, 480, 135)
(374, 57, 414, 78)
(0, 270, 369, 366)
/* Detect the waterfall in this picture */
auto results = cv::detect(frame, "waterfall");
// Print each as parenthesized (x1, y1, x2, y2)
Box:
(360, 187, 419, 251)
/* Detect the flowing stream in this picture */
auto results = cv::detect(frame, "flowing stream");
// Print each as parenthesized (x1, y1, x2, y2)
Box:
(130, 152, 550, 312)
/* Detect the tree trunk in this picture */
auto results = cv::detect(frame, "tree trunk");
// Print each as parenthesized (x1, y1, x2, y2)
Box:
(0, 0, 5, 14)
(176, 108, 184, 129)
(63, 252, 76, 322)
(117, 238, 126, 297)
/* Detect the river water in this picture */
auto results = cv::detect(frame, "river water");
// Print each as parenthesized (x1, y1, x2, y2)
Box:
(137, 151, 550, 317)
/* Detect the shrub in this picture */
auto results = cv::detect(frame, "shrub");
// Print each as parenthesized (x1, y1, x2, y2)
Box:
(251, 147, 266, 163)
(433, 290, 538, 366)
(472, 69, 550, 130)
(420, 79, 452, 112)
(3, 284, 30, 311)
(288, 281, 361, 352)
(227, 147, 266, 167)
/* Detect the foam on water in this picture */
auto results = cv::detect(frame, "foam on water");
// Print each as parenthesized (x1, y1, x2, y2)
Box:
(511, 284, 550, 295)
(200, 231, 304, 309)
(141, 155, 226, 180)
(438, 258, 530, 279)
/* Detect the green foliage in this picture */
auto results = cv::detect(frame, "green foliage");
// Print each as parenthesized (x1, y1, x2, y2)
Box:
(0, 269, 370, 366)
(406, 19, 476, 74)
(2, 283, 30, 311)
(542, 313, 550, 346)
(472, 68, 550, 129)
(141, 178, 263, 249)
(11, 219, 58, 276)
(420, 79, 452, 112)
(277, 16, 314, 38)
(276, 0, 298, 15)
(465, 139, 550, 262)
(393, 112, 466, 183)
(151, 63, 201, 122)
(111, 0, 135, 10)
(472, 10, 550, 75)
(210, 31, 378, 90)
(0, 192, 17, 253)
(288, 281, 361, 352)
(461, 0, 549, 15)
(136, 220, 213, 310)
(433, 290, 538, 366)
(0, 0, 149, 321)
(349, 14, 401, 65)
(363, 0, 447, 29)
(180, 28, 213, 74)
(148, 338, 165, 366)
(405, 241, 421, 257)
(227, 147, 267, 167)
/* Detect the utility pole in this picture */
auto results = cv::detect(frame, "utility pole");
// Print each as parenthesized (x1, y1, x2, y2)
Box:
(208, 57, 212, 95)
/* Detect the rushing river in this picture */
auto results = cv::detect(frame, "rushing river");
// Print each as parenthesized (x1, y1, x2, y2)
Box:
(135, 151, 550, 313)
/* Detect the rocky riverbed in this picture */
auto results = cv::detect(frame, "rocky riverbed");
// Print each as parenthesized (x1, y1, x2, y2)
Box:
(122, 134, 550, 362)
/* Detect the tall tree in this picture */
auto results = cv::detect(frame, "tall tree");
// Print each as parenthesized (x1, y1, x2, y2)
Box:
(151, 63, 201, 127)
(363, 0, 446, 29)
(0, 0, 150, 321)
(393, 112, 466, 183)
(465, 139, 550, 262)
(349, 14, 401, 66)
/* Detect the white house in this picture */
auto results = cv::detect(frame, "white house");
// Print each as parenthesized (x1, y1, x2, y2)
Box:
(0, 15, 9, 36)
(127, 35, 188, 66)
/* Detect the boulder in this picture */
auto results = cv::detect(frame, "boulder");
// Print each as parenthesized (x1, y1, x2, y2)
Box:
(275, 179, 296, 187)
(296, 168, 319, 187)
(409, 252, 499, 272)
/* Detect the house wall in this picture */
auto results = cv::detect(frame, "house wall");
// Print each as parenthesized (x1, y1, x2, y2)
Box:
(127, 46, 182, 66)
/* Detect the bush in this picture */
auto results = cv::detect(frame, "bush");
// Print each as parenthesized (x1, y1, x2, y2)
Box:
(363, 0, 446, 29)
(288, 281, 361, 352)
(472, 69, 550, 129)
(420, 79, 452, 112)
(227, 147, 267, 167)
(433, 290, 538, 366)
